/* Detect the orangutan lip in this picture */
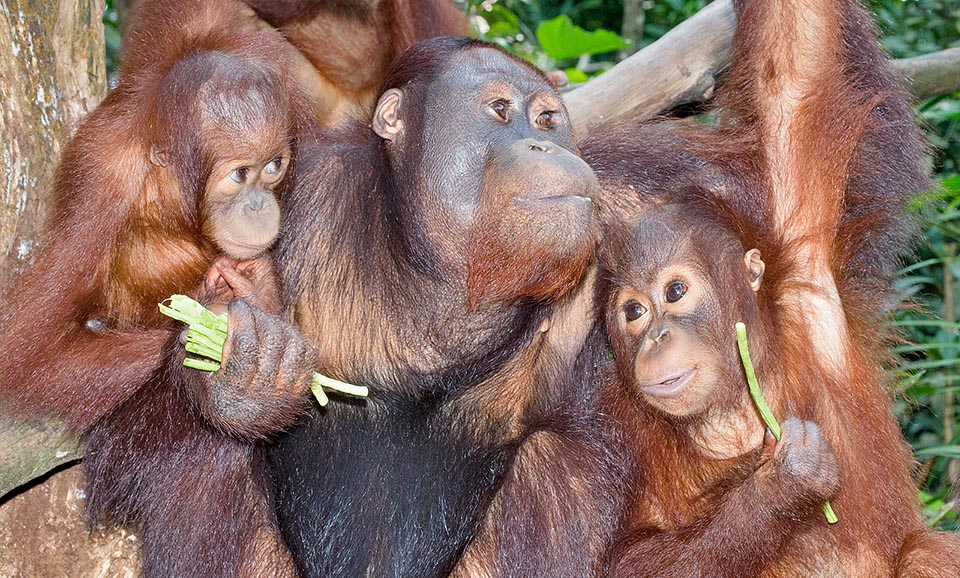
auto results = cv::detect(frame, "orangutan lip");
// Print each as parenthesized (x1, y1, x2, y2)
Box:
(640, 367, 697, 399)
(221, 237, 273, 251)
(514, 194, 593, 204)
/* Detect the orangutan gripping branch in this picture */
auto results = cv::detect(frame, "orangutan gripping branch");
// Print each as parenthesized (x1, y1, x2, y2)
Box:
(582, 0, 960, 575)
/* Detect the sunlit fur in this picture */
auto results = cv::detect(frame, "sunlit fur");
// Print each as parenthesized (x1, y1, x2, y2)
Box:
(241, 0, 468, 126)
(574, 0, 960, 575)
(0, 1, 318, 577)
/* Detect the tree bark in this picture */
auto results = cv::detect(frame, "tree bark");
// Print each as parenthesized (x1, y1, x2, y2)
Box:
(0, 2, 141, 577)
(896, 48, 960, 101)
(0, 0, 106, 498)
(0, 0, 106, 293)
(567, 0, 736, 137)
(619, 0, 645, 58)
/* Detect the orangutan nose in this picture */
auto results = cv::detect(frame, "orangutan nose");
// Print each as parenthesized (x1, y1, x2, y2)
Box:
(525, 139, 553, 153)
(651, 326, 670, 344)
(244, 190, 267, 212)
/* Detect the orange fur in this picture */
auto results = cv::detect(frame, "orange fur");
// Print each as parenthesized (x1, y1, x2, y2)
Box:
(583, 0, 959, 575)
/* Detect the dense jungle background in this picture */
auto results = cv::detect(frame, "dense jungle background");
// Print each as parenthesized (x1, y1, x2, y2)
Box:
(99, 0, 958, 531)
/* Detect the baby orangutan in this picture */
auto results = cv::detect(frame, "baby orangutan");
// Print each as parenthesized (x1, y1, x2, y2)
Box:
(600, 201, 840, 575)
(83, 41, 317, 578)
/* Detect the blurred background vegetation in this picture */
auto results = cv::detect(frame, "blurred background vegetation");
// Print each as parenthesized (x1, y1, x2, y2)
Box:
(103, 0, 960, 530)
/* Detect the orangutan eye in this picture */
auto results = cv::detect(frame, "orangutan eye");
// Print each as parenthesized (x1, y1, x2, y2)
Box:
(535, 110, 557, 130)
(623, 300, 647, 322)
(665, 281, 688, 303)
(489, 99, 512, 121)
(229, 167, 249, 184)
(264, 157, 283, 174)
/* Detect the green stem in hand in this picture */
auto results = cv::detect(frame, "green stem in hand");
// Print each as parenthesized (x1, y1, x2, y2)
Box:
(735, 322, 838, 525)
(159, 295, 370, 408)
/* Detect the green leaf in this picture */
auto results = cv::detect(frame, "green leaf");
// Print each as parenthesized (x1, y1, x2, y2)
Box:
(564, 67, 589, 84)
(535, 15, 628, 61)
(941, 174, 960, 194)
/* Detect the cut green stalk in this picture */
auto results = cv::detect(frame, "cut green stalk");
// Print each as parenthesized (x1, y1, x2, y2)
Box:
(735, 322, 838, 525)
(159, 295, 369, 408)
(312, 373, 369, 398)
(185, 341, 223, 362)
(310, 384, 329, 407)
(184, 358, 221, 372)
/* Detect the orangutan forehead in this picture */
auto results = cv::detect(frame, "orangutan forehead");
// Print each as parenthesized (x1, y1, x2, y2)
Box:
(616, 206, 737, 287)
(440, 47, 552, 94)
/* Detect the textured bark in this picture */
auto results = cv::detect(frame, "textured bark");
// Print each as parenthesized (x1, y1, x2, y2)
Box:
(0, 0, 105, 498)
(0, 416, 81, 497)
(0, 2, 140, 577)
(0, 467, 139, 578)
(619, 0, 645, 58)
(896, 48, 960, 101)
(567, 0, 736, 137)
(0, 0, 106, 293)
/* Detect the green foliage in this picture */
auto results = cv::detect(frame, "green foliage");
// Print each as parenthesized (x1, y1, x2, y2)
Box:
(870, 0, 960, 59)
(871, 1, 960, 531)
(468, 0, 629, 75)
(536, 15, 628, 60)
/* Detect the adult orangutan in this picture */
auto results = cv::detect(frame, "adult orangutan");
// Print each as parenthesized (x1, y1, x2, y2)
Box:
(264, 37, 601, 577)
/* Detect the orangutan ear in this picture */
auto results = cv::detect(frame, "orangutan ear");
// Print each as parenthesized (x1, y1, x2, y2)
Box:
(150, 144, 169, 167)
(744, 248, 765, 292)
(373, 89, 404, 140)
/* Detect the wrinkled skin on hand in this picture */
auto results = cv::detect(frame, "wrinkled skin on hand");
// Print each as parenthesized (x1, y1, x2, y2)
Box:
(754, 417, 840, 510)
(187, 298, 318, 440)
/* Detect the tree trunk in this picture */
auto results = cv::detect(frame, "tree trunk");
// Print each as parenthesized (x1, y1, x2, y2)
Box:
(0, 0, 105, 293)
(0, 1, 140, 576)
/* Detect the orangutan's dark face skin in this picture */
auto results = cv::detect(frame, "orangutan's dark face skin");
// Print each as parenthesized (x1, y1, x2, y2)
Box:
(373, 47, 599, 305)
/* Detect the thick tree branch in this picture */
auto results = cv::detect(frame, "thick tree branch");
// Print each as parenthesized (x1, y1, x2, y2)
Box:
(566, 0, 736, 137)
(896, 48, 960, 101)
(567, 0, 960, 137)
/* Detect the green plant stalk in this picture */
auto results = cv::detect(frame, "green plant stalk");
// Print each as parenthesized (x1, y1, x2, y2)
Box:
(184, 358, 221, 372)
(735, 322, 838, 525)
(185, 340, 222, 362)
(159, 295, 370, 408)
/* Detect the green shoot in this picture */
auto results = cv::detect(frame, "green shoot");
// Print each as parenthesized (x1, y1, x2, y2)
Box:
(735, 322, 838, 525)
(159, 295, 369, 408)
